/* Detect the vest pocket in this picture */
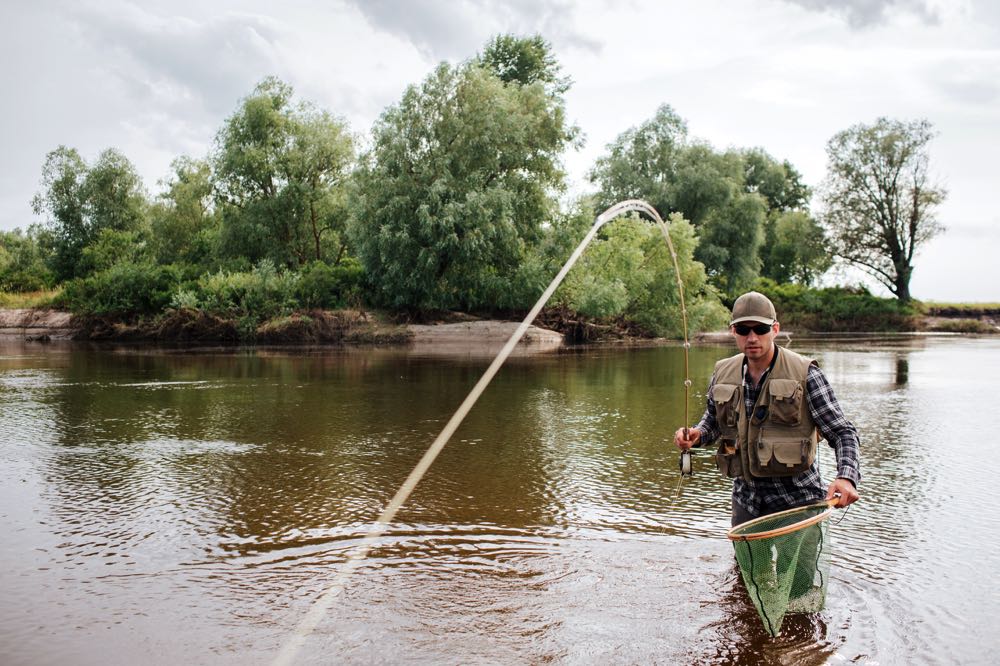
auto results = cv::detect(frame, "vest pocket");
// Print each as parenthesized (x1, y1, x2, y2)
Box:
(712, 383, 740, 428)
(753, 434, 815, 476)
(715, 438, 742, 478)
(767, 379, 803, 426)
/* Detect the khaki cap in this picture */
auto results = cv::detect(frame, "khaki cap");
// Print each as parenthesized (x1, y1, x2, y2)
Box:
(730, 291, 777, 326)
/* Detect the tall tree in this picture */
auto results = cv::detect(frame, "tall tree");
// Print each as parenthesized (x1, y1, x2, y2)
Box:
(821, 118, 946, 302)
(150, 157, 218, 268)
(32, 146, 147, 280)
(589, 104, 688, 215)
(213, 77, 354, 268)
(590, 109, 813, 295)
(349, 51, 577, 310)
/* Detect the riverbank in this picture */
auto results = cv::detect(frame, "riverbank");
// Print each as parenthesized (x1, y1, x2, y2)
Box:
(1, 306, 996, 348)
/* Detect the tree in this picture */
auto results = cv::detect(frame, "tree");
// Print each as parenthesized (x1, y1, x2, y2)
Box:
(478, 33, 570, 95)
(349, 53, 576, 310)
(150, 157, 218, 268)
(589, 104, 688, 215)
(821, 118, 946, 302)
(760, 210, 832, 285)
(552, 209, 728, 337)
(0, 226, 54, 292)
(213, 77, 354, 268)
(588, 108, 816, 295)
(31, 146, 147, 280)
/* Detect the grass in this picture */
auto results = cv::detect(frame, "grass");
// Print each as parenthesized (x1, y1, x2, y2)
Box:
(0, 289, 62, 308)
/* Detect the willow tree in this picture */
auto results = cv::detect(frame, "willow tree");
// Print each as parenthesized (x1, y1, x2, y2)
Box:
(350, 39, 577, 310)
(821, 118, 946, 302)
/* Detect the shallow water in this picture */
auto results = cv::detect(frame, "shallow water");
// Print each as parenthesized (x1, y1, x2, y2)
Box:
(0, 335, 997, 665)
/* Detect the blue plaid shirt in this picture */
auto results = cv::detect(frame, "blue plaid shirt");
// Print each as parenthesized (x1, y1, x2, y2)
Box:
(695, 348, 861, 517)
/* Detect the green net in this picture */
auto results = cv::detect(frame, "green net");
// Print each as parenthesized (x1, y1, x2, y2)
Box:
(727, 501, 834, 636)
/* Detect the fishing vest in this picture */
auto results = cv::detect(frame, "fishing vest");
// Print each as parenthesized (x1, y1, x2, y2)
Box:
(711, 347, 820, 483)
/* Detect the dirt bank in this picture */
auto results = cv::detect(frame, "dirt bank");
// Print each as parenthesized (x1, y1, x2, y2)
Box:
(0, 308, 565, 351)
(0, 308, 76, 340)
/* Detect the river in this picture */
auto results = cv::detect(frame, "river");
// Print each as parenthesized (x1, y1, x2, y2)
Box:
(1, 335, 996, 665)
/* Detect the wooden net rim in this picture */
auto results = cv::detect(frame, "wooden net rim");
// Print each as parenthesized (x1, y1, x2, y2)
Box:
(726, 499, 836, 541)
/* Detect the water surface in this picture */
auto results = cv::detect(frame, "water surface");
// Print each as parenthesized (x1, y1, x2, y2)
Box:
(1, 335, 996, 664)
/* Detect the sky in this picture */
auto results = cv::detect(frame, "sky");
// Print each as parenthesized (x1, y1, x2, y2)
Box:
(3, 0, 998, 302)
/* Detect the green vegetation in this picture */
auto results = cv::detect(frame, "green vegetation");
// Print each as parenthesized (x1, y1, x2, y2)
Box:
(1, 34, 961, 341)
(752, 279, 916, 332)
(821, 118, 946, 303)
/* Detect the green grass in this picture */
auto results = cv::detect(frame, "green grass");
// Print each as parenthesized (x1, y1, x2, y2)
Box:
(0, 289, 62, 308)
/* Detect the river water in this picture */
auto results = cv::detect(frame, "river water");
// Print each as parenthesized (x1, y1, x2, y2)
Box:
(1, 335, 997, 665)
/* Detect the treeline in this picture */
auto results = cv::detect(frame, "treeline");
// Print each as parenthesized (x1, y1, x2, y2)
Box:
(2, 34, 934, 340)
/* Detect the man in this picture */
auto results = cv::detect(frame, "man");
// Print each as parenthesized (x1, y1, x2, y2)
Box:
(674, 291, 860, 526)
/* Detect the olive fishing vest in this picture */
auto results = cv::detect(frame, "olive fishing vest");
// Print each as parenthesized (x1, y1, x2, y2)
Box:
(711, 347, 820, 483)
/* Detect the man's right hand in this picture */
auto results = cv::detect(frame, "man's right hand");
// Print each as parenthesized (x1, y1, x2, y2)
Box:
(673, 427, 701, 450)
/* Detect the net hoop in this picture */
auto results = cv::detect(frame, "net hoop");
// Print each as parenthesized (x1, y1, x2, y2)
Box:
(726, 499, 836, 542)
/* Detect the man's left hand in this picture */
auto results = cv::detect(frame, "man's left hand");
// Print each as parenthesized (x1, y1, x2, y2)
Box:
(826, 478, 859, 508)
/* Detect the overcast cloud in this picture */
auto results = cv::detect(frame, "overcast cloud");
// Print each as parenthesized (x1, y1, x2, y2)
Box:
(2, 0, 997, 301)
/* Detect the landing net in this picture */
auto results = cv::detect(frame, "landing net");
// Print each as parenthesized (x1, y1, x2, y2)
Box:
(727, 500, 835, 636)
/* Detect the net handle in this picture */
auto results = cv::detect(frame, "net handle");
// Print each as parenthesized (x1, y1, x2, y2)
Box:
(726, 498, 838, 542)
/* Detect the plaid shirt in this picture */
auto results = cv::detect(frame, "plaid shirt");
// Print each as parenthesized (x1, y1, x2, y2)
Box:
(695, 348, 861, 517)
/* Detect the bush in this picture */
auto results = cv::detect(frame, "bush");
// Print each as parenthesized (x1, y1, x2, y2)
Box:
(295, 258, 364, 309)
(61, 262, 181, 317)
(753, 278, 916, 331)
(194, 260, 300, 336)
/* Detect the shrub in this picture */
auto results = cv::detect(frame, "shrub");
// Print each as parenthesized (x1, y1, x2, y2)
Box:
(61, 262, 181, 317)
(194, 260, 300, 335)
(295, 258, 364, 309)
(753, 278, 916, 331)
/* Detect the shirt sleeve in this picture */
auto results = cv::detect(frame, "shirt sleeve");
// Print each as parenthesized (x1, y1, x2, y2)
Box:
(694, 373, 721, 446)
(806, 364, 861, 486)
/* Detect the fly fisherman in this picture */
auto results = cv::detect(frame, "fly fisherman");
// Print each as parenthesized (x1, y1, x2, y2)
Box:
(673, 291, 860, 526)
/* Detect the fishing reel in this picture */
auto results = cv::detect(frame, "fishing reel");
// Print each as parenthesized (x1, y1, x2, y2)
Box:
(679, 449, 693, 476)
(679, 426, 693, 477)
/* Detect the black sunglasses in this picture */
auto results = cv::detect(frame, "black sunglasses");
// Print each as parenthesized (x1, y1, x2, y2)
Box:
(734, 323, 773, 336)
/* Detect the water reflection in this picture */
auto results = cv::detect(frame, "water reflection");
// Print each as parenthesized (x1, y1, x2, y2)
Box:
(1, 336, 998, 664)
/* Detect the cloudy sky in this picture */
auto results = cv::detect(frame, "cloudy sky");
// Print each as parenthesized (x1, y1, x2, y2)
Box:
(4, 0, 998, 301)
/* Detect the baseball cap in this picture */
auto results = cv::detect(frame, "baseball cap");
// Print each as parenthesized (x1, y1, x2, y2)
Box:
(730, 291, 777, 326)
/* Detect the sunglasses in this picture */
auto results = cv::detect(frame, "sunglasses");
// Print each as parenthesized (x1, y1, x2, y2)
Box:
(734, 323, 773, 336)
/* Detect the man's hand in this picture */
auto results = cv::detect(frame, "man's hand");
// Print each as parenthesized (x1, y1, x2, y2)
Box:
(673, 427, 701, 451)
(826, 478, 859, 508)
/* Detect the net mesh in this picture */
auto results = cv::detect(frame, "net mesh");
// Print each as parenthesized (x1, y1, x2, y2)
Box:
(728, 502, 833, 636)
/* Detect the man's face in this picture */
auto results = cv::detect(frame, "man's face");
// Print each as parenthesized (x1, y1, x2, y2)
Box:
(731, 321, 779, 363)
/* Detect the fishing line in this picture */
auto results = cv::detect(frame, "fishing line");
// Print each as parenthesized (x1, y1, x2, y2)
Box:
(272, 200, 691, 665)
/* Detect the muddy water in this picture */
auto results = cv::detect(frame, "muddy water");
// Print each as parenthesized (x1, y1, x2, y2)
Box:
(0, 335, 997, 665)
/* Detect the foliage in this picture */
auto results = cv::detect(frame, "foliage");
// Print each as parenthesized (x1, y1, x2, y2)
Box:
(295, 258, 364, 309)
(477, 33, 570, 95)
(760, 210, 831, 286)
(77, 228, 150, 275)
(752, 278, 915, 331)
(554, 212, 729, 337)
(194, 260, 301, 337)
(0, 227, 55, 292)
(32, 146, 148, 281)
(349, 53, 576, 310)
(589, 107, 813, 296)
(589, 104, 688, 216)
(821, 117, 946, 302)
(213, 77, 354, 268)
(149, 157, 219, 269)
(60, 262, 181, 317)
